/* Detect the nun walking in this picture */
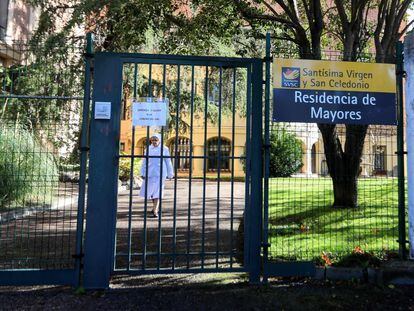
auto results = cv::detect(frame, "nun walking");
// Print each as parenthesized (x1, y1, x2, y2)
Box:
(140, 134, 174, 218)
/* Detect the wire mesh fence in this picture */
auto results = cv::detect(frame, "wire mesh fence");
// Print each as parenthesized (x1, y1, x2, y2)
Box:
(0, 40, 85, 270)
(267, 124, 402, 263)
(266, 48, 404, 265)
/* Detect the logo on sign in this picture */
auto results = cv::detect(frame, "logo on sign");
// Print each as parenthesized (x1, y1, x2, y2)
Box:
(282, 67, 300, 88)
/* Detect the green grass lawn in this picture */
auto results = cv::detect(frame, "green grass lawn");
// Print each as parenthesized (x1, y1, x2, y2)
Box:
(268, 177, 404, 264)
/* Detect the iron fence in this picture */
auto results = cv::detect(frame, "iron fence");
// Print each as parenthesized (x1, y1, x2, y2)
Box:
(264, 43, 406, 265)
(0, 34, 408, 286)
(0, 40, 85, 271)
(266, 124, 403, 263)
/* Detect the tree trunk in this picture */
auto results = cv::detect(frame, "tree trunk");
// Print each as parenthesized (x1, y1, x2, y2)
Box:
(318, 124, 368, 208)
(332, 176, 358, 208)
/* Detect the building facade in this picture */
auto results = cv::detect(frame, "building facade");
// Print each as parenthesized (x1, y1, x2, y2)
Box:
(0, 0, 38, 66)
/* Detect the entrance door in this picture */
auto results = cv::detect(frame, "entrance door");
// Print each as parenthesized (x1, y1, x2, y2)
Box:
(83, 53, 263, 289)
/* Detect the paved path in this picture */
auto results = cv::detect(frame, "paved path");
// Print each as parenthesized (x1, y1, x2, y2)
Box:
(114, 179, 245, 271)
(0, 180, 246, 273)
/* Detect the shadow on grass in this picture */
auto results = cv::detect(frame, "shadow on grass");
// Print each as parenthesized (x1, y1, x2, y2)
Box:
(267, 178, 400, 262)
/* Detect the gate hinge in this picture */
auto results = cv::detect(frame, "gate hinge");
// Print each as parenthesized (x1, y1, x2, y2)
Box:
(72, 253, 84, 259)
(396, 70, 407, 78)
(79, 146, 90, 152)
(262, 56, 273, 62)
(394, 151, 407, 155)
(397, 239, 410, 244)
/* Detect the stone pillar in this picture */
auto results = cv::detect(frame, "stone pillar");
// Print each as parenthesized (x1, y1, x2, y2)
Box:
(405, 31, 414, 258)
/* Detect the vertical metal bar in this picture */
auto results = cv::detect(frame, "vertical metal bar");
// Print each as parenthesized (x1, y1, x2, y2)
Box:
(187, 65, 195, 269)
(244, 66, 252, 268)
(249, 60, 263, 284)
(263, 33, 271, 281)
(126, 64, 138, 271)
(229, 68, 236, 268)
(201, 66, 209, 269)
(157, 64, 167, 270)
(142, 64, 152, 269)
(75, 32, 93, 286)
(396, 41, 407, 259)
(172, 65, 180, 270)
(216, 67, 223, 268)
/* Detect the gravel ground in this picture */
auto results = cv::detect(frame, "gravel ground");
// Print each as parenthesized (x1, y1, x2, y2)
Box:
(0, 273, 413, 310)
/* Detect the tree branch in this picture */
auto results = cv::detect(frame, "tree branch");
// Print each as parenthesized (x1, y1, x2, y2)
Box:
(233, 0, 299, 29)
(334, 0, 349, 32)
(398, 20, 414, 39)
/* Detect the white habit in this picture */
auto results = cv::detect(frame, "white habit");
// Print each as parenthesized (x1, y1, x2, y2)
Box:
(139, 144, 174, 199)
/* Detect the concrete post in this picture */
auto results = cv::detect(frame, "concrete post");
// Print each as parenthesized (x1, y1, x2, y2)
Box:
(404, 31, 414, 258)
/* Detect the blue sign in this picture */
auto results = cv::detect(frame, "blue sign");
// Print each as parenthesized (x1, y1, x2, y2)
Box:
(273, 59, 397, 125)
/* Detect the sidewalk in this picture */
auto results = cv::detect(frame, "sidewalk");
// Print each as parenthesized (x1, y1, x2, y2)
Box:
(0, 273, 413, 310)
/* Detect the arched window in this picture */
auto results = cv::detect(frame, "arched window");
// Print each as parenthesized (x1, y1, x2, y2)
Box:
(169, 137, 191, 171)
(207, 137, 231, 172)
(373, 145, 387, 174)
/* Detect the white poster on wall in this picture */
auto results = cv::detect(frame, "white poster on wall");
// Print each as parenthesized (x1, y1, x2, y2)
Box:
(132, 98, 168, 127)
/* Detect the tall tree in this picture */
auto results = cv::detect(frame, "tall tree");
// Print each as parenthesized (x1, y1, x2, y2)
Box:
(230, 0, 411, 208)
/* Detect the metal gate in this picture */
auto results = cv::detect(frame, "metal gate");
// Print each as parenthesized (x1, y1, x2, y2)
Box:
(2, 33, 407, 289)
(83, 52, 263, 289)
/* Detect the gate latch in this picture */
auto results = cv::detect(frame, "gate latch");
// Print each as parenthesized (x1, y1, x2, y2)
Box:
(261, 242, 271, 248)
(72, 253, 84, 259)
(394, 151, 407, 155)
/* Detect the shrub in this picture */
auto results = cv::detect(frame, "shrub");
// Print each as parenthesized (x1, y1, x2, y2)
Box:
(269, 127, 303, 177)
(118, 155, 142, 182)
(0, 126, 58, 208)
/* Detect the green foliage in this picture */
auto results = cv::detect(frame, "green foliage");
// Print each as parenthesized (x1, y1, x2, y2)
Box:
(0, 39, 83, 128)
(73, 286, 86, 295)
(0, 126, 58, 208)
(118, 155, 142, 182)
(0, 37, 84, 165)
(121, 64, 247, 132)
(269, 128, 303, 177)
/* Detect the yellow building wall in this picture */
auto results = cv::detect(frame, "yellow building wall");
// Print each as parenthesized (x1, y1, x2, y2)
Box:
(120, 114, 247, 177)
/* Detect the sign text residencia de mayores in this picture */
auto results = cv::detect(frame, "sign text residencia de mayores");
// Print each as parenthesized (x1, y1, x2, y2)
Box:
(273, 59, 397, 125)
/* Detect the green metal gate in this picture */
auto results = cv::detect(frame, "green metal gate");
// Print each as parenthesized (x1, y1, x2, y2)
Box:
(83, 52, 263, 288)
